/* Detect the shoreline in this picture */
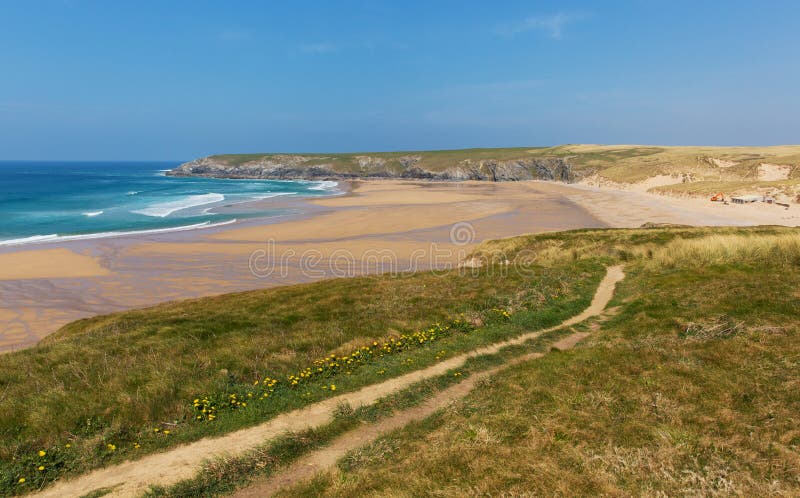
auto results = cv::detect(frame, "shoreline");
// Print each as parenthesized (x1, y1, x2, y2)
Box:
(1, 176, 793, 252)
(0, 180, 350, 250)
(0, 179, 797, 353)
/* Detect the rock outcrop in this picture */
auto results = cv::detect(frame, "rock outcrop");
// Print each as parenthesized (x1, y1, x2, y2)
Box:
(168, 155, 576, 183)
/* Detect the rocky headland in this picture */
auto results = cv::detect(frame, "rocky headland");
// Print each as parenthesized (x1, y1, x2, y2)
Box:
(167, 154, 576, 182)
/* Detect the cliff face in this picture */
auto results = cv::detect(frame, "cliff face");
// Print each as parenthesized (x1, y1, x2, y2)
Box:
(167, 155, 576, 183)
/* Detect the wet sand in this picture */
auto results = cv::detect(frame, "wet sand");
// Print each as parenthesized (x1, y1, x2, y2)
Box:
(0, 179, 796, 352)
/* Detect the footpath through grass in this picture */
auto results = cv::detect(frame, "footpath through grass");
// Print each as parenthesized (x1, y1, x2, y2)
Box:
(1, 253, 602, 495)
(281, 228, 800, 496)
(4, 225, 798, 495)
(144, 324, 582, 498)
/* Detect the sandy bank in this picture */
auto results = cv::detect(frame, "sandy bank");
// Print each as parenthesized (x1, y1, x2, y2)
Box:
(568, 180, 800, 227)
(0, 248, 109, 280)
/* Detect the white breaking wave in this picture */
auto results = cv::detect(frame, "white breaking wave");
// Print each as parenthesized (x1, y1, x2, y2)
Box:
(83, 211, 104, 217)
(251, 192, 294, 200)
(132, 193, 225, 217)
(127, 191, 139, 196)
(0, 234, 60, 246)
(309, 180, 339, 191)
(0, 219, 238, 247)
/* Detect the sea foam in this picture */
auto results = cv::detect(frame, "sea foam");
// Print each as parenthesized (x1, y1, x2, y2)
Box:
(132, 193, 225, 217)
(0, 234, 60, 246)
(0, 219, 238, 247)
(251, 192, 294, 200)
(309, 181, 339, 191)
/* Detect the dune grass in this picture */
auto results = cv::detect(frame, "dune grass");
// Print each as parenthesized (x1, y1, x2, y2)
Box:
(209, 145, 800, 189)
(280, 229, 800, 497)
(647, 232, 800, 268)
(652, 179, 800, 199)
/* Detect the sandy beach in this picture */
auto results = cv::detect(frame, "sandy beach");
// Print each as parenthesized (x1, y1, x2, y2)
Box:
(0, 179, 796, 352)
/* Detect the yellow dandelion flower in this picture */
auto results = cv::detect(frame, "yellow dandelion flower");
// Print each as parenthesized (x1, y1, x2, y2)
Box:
(163, 430, 170, 435)
(38, 450, 46, 457)
(38, 466, 45, 471)
(18, 477, 25, 484)
(330, 384, 336, 391)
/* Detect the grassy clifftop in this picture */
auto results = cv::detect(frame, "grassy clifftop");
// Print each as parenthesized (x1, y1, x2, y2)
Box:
(3, 225, 800, 495)
(0, 243, 602, 493)
(286, 232, 800, 496)
(205, 144, 800, 176)
(174, 145, 800, 200)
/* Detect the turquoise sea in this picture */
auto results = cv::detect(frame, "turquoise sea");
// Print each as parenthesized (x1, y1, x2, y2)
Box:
(0, 161, 338, 246)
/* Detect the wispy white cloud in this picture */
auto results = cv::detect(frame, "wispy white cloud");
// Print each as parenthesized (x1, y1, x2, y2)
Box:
(298, 42, 338, 54)
(497, 12, 585, 39)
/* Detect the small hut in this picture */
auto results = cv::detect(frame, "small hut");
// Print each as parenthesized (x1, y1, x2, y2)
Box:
(730, 195, 761, 204)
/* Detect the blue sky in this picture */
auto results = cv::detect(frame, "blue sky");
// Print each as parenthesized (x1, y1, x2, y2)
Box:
(1, 0, 798, 160)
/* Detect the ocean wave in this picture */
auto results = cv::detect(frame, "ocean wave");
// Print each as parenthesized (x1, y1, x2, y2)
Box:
(127, 191, 139, 196)
(83, 211, 104, 217)
(0, 234, 60, 246)
(132, 193, 225, 217)
(251, 192, 295, 200)
(0, 219, 238, 247)
(309, 180, 339, 191)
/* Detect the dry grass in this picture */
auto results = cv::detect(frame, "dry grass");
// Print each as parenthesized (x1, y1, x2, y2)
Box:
(5, 226, 800, 495)
(652, 179, 800, 199)
(0, 255, 601, 494)
(280, 228, 800, 497)
(209, 144, 800, 190)
(648, 233, 800, 268)
(470, 225, 800, 269)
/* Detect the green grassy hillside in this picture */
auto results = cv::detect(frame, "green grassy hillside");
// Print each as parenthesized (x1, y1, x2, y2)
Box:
(0, 245, 602, 493)
(279, 229, 800, 497)
(3, 226, 800, 496)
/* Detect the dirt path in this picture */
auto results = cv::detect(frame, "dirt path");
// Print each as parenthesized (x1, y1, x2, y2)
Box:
(234, 331, 593, 497)
(32, 266, 624, 498)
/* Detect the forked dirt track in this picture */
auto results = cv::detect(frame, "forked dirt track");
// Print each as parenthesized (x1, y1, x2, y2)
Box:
(33, 266, 624, 498)
(233, 331, 594, 497)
